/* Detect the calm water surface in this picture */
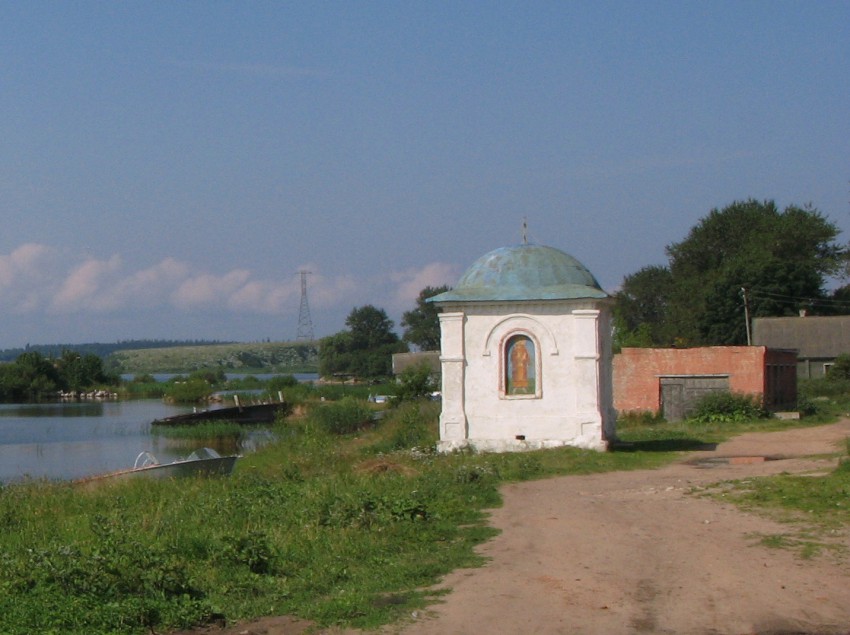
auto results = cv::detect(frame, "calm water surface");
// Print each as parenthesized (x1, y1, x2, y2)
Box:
(0, 400, 205, 483)
(0, 374, 317, 483)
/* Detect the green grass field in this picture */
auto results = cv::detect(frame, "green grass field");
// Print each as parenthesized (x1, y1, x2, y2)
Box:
(108, 341, 318, 374)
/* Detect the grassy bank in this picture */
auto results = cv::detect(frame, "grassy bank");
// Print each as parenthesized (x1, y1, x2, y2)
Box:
(107, 341, 319, 375)
(0, 396, 845, 634)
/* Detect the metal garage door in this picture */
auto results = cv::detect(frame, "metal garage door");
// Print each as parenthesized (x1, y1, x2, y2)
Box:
(659, 375, 730, 422)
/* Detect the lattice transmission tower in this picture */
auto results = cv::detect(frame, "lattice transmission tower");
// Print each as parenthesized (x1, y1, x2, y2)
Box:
(296, 270, 315, 341)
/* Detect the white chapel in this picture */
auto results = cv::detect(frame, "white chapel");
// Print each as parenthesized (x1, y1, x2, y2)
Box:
(429, 242, 616, 453)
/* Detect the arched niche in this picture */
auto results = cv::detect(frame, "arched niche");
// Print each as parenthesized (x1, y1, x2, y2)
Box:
(482, 314, 559, 358)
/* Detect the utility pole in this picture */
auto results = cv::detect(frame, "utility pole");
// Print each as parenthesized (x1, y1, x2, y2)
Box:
(296, 271, 314, 341)
(740, 287, 752, 345)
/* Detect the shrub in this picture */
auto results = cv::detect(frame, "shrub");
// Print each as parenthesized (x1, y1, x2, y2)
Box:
(188, 368, 227, 385)
(394, 363, 438, 403)
(164, 378, 212, 404)
(800, 376, 850, 399)
(795, 394, 821, 417)
(130, 373, 156, 384)
(122, 375, 167, 398)
(222, 530, 278, 574)
(690, 391, 767, 424)
(367, 401, 439, 454)
(267, 374, 299, 391)
(827, 354, 850, 380)
(310, 397, 373, 435)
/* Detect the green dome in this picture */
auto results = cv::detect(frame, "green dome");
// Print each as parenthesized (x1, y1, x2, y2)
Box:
(430, 244, 608, 303)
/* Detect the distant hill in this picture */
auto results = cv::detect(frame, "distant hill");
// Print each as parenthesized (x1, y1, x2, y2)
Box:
(107, 341, 319, 374)
(0, 339, 232, 362)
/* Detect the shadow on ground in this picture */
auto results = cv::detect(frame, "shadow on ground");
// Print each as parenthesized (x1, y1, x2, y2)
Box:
(611, 439, 718, 453)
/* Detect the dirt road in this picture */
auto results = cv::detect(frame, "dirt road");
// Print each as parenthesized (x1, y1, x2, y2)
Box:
(189, 420, 850, 635)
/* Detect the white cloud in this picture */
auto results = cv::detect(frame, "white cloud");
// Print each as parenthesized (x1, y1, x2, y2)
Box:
(387, 261, 459, 311)
(227, 279, 297, 313)
(171, 269, 252, 310)
(0, 243, 62, 313)
(309, 274, 359, 310)
(0, 244, 460, 343)
(51, 255, 123, 312)
(0, 243, 52, 288)
(107, 258, 191, 308)
(292, 264, 361, 311)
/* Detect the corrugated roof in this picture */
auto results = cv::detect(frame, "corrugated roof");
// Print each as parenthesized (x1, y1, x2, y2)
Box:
(752, 316, 850, 358)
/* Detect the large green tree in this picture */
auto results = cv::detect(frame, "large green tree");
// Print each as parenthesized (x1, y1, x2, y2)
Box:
(615, 199, 847, 346)
(319, 305, 408, 379)
(0, 351, 61, 401)
(613, 265, 673, 348)
(401, 285, 450, 351)
(0, 350, 119, 402)
(56, 350, 112, 392)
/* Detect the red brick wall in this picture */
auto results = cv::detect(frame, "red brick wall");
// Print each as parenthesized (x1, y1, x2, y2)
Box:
(613, 346, 793, 414)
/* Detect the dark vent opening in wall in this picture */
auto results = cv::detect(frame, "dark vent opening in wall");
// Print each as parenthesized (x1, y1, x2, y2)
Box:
(515, 434, 526, 440)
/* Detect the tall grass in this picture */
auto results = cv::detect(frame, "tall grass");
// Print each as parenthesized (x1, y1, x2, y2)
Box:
(798, 377, 850, 422)
(309, 396, 374, 435)
(152, 421, 245, 440)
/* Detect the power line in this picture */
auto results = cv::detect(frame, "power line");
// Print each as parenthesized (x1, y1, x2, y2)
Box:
(747, 288, 850, 308)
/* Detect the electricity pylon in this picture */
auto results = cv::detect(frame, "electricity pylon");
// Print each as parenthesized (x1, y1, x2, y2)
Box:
(296, 270, 315, 341)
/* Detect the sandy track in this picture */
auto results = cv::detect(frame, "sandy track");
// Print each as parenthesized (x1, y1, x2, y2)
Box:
(394, 420, 850, 635)
(181, 420, 850, 635)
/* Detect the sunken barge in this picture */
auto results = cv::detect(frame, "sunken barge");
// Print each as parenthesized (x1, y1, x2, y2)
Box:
(152, 397, 290, 426)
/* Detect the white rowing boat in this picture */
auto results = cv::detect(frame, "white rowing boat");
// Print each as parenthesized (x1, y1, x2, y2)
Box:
(83, 447, 240, 483)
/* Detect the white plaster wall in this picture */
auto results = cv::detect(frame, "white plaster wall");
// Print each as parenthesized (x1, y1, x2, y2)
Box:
(437, 300, 614, 452)
(437, 312, 467, 442)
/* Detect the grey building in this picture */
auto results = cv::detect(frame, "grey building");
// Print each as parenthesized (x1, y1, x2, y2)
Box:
(752, 315, 850, 378)
(391, 351, 441, 377)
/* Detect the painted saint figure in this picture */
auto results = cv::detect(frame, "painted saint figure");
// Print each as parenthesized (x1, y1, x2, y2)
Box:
(506, 335, 535, 395)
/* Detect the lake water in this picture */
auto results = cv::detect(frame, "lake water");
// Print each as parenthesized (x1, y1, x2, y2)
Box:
(124, 373, 319, 382)
(0, 374, 317, 483)
(0, 400, 224, 483)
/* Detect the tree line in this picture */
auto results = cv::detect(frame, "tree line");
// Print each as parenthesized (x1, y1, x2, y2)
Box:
(317, 286, 447, 379)
(614, 199, 849, 348)
(0, 351, 118, 402)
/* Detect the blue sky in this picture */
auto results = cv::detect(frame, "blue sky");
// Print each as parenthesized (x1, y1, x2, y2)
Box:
(0, 1, 847, 348)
